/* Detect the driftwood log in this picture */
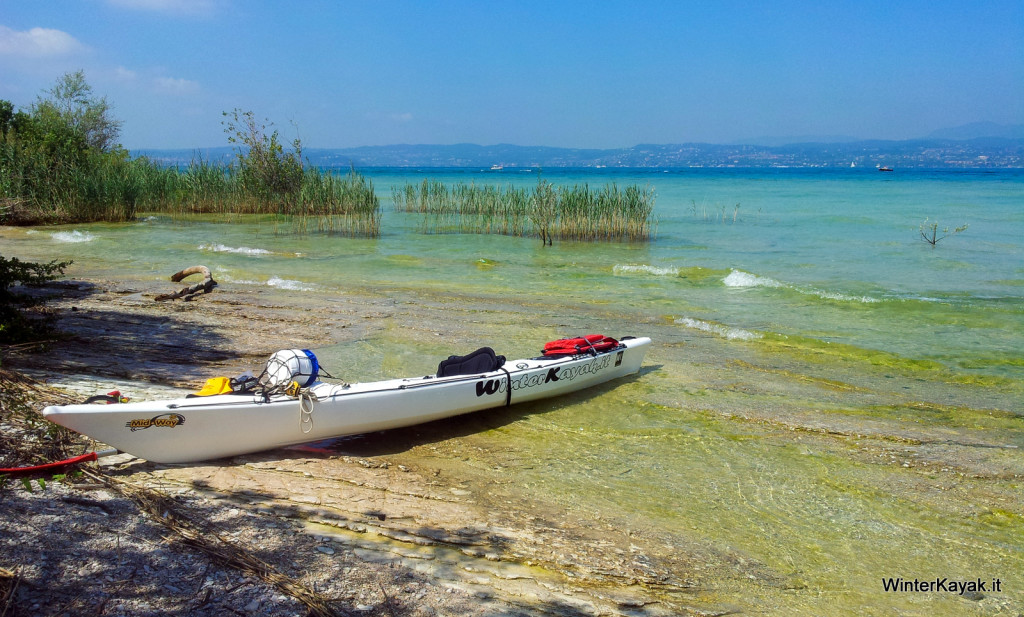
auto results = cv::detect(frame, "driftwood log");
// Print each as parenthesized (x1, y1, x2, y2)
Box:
(155, 266, 217, 302)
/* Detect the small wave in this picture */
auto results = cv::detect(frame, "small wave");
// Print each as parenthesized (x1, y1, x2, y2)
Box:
(51, 230, 95, 243)
(214, 273, 261, 286)
(723, 269, 783, 288)
(724, 269, 879, 303)
(199, 243, 271, 256)
(675, 317, 762, 341)
(809, 289, 880, 303)
(267, 276, 317, 291)
(613, 264, 680, 276)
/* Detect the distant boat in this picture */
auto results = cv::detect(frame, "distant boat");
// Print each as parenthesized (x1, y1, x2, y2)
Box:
(490, 164, 503, 171)
(878, 166, 894, 172)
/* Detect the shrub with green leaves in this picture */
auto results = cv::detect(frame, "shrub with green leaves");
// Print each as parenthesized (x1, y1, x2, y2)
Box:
(0, 255, 71, 344)
(222, 108, 304, 206)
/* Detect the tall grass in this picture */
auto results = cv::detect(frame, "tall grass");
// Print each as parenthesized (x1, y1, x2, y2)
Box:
(131, 159, 253, 215)
(393, 181, 532, 236)
(293, 167, 380, 237)
(393, 178, 655, 242)
(1, 152, 381, 236)
(1, 148, 142, 223)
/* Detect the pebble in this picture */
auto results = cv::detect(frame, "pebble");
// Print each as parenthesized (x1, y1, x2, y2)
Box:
(316, 545, 335, 555)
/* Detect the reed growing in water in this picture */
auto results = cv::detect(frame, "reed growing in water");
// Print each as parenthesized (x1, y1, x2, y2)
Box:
(124, 159, 380, 237)
(293, 167, 380, 237)
(2, 149, 381, 236)
(393, 177, 655, 242)
(392, 180, 532, 236)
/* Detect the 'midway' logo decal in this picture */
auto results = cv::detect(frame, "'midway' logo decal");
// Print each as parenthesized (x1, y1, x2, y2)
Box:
(126, 413, 185, 431)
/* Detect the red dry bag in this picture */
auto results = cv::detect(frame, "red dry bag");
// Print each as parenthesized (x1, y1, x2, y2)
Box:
(542, 334, 618, 356)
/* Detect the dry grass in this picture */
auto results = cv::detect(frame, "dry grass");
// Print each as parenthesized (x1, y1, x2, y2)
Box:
(79, 468, 343, 617)
(0, 367, 79, 473)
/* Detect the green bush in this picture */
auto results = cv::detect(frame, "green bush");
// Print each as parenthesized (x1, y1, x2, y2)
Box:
(0, 255, 71, 344)
(222, 108, 304, 206)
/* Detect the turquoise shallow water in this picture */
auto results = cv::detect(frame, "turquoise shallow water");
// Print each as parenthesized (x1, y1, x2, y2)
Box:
(3, 167, 1023, 614)
(8, 167, 1022, 379)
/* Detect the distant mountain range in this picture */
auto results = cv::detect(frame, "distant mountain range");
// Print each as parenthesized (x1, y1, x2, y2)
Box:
(926, 121, 1024, 140)
(742, 122, 1024, 146)
(135, 122, 1024, 169)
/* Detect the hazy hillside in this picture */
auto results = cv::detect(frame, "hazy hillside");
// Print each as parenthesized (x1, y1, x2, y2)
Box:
(135, 126, 1024, 169)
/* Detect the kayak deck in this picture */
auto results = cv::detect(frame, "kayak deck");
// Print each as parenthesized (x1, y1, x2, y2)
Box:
(43, 337, 651, 463)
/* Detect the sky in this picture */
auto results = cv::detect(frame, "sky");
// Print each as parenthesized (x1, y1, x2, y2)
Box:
(1, 0, 1022, 150)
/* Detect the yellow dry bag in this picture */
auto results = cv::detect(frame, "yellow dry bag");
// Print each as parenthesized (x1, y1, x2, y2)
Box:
(194, 377, 233, 396)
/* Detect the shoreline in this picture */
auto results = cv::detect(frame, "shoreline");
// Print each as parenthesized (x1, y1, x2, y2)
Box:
(2, 277, 702, 616)
(3, 273, 1022, 616)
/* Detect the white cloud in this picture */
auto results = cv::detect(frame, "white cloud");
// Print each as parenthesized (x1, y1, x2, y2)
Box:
(114, 66, 138, 81)
(0, 25, 88, 57)
(153, 76, 200, 94)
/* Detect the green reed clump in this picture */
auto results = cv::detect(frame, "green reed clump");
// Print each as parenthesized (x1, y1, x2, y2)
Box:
(394, 180, 534, 236)
(394, 177, 655, 242)
(293, 167, 380, 237)
(73, 154, 143, 222)
(129, 162, 381, 236)
(100, 156, 242, 217)
(172, 159, 240, 214)
(2, 148, 145, 224)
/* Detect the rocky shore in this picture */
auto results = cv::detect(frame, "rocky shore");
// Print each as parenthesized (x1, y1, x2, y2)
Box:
(1, 278, 694, 617)
(6, 272, 1021, 616)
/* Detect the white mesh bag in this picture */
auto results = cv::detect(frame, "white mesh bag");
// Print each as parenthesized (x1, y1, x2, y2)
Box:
(264, 349, 320, 388)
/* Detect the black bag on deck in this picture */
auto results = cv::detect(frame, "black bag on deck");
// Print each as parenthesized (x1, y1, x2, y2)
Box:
(437, 347, 506, 377)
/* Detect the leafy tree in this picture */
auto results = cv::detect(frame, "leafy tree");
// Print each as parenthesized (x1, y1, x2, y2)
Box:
(32, 70, 121, 153)
(0, 71, 134, 222)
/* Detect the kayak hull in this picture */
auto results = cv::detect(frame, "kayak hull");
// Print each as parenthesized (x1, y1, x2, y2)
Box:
(42, 337, 650, 463)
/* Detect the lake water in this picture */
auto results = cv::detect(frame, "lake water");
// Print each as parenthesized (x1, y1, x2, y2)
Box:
(3, 167, 1022, 614)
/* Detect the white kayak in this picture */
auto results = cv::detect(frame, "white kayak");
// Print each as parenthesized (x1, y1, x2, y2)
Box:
(43, 336, 650, 464)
